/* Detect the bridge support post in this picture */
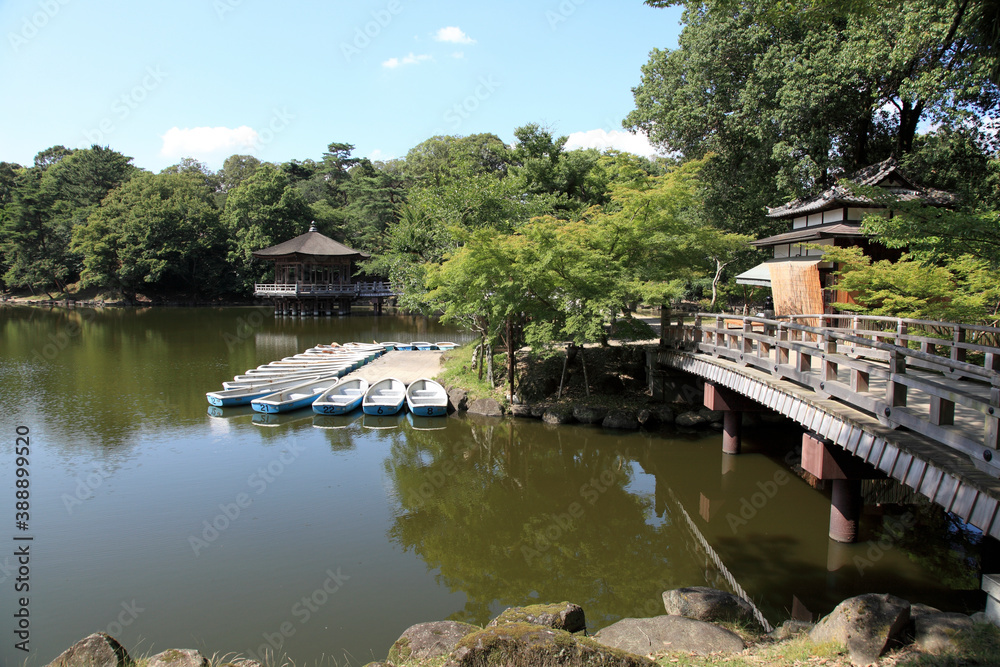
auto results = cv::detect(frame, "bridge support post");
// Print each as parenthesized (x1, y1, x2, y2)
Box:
(704, 382, 763, 455)
(801, 432, 877, 543)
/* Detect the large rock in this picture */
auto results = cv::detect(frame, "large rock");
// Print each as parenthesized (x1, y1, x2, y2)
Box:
(573, 404, 609, 425)
(809, 593, 911, 666)
(914, 612, 974, 654)
(650, 405, 675, 424)
(489, 602, 586, 633)
(451, 622, 654, 667)
(447, 387, 468, 412)
(388, 620, 480, 664)
(675, 410, 708, 427)
(603, 409, 639, 430)
(147, 649, 209, 667)
(467, 398, 503, 417)
(593, 615, 745, 656)
(510, 404, 535, 418)
(44, 633, 131, 667)
(662, 586, 758, 627)
(543, 407, 575, 425)
(698, 407, 725, 423)
(637, 409, 659, 428)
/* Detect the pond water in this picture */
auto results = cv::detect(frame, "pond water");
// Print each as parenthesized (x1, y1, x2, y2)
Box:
(0, 306, 984, 666)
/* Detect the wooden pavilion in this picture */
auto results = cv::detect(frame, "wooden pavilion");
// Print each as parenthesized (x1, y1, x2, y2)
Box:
(252, 223, 395, 316)
(736, 158, 956, 316)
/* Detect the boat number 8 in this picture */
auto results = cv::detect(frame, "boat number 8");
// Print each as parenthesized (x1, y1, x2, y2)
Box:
(426, 408, 433, 415)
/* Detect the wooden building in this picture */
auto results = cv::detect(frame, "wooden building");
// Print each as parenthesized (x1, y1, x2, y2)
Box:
(253, 224, 396, 315)
(736, 158, 956, 316)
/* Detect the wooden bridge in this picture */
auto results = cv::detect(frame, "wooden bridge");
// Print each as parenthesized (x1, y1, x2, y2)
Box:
(654, 312, 1000, 547)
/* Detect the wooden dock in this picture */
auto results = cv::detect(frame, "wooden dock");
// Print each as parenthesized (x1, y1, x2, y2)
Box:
(340, 350, 445, 386)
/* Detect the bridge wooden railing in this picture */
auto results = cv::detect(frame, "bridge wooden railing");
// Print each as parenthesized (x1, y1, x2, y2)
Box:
(661, 312, 1000, 474)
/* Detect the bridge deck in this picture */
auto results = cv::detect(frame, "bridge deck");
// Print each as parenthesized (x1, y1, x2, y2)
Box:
(657, 312, 1000, 539)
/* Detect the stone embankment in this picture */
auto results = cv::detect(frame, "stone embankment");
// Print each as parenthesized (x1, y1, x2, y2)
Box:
(46, 588, 995, 667)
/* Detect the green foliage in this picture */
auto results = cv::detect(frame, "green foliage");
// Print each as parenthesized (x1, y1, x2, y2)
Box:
(628, 0, 1000, 237)
(220, 163, 310, 287)
(71, 171, 228, 301)
(824, 246, 1000, 323)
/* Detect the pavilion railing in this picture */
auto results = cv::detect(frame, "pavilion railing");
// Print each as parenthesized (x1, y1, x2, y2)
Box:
(253, 281, 399, 297)
(661, 312, 1000, 474)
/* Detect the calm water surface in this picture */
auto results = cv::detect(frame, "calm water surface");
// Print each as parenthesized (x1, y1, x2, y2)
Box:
(0, 306, 982, 665)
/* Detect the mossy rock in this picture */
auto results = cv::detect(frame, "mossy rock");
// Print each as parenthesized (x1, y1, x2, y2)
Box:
(450, 622, 655, 667)
(387, 620, 481, 665)
(488, 602, 586, 633)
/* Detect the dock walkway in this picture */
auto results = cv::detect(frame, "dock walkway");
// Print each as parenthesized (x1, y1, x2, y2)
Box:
(340, 350, 444, 386)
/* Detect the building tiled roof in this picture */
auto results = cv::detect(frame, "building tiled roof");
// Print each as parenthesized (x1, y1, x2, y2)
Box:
(252, 226, 370, 260)
(766, 158, 957, 218)
(750, 223, 865, 248)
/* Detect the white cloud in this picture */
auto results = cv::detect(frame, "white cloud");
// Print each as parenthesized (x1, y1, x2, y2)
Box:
(434, 26, 475, 44)
(382, 52, 433, 68)
(564, 129, 661, 157)
(160, 126, 259, 158)
(451, 51, 465, 59)
(368, 149, 384, 161)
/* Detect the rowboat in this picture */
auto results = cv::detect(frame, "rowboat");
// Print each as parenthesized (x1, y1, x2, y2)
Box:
(393, 342, 414, 351)
(312, 378, 369, 415)
(404, 378, 448, 417)
(207, 374, 324, 406)
(362, 377, 406, 415)
(250, 375, 341, 414)
(435, 342, 458, 351)
(412, 341, 436, 350)
(380, 341, 402, 351)
(226, 366, 344, 386)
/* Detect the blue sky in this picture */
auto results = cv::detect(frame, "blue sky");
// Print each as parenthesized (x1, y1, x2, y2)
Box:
(0, 0, 683, 172)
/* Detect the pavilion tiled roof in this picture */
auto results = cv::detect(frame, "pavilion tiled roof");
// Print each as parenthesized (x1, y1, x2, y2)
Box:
(765, 158, 957, 219)
(252, 226, 370, 260)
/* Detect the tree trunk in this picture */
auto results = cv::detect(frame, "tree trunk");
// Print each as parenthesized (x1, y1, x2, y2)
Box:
(580, 347, 590, 397)
(507, 317, 515, 403)
(710, 258, 728, 310)
(897, 99, 924, 156)
(486, 345, 495, 386)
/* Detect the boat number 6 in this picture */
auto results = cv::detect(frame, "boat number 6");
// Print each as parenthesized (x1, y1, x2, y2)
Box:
(377, 407, 383, 414)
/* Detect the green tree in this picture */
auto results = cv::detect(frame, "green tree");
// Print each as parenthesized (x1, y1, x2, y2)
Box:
(627, 0, 999, 234)
(71, 171, 227, 302)
(825, 246, 1000, 322)
(221, 163, 310, 288)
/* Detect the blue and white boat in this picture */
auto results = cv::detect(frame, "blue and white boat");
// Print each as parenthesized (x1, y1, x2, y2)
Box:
(207, 374, 324, 406)
(362, 377, 406, 415)
(412, 341, 437, 350)
(435, 342, 458, 351)
(251, 375, 341, 414)
(404, 378, 448, 417)
(312, 378, 369, 415)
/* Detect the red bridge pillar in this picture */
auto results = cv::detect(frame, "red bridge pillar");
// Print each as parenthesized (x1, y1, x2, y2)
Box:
(801, 432, 878, 543)
(704, 382, 764, 455)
